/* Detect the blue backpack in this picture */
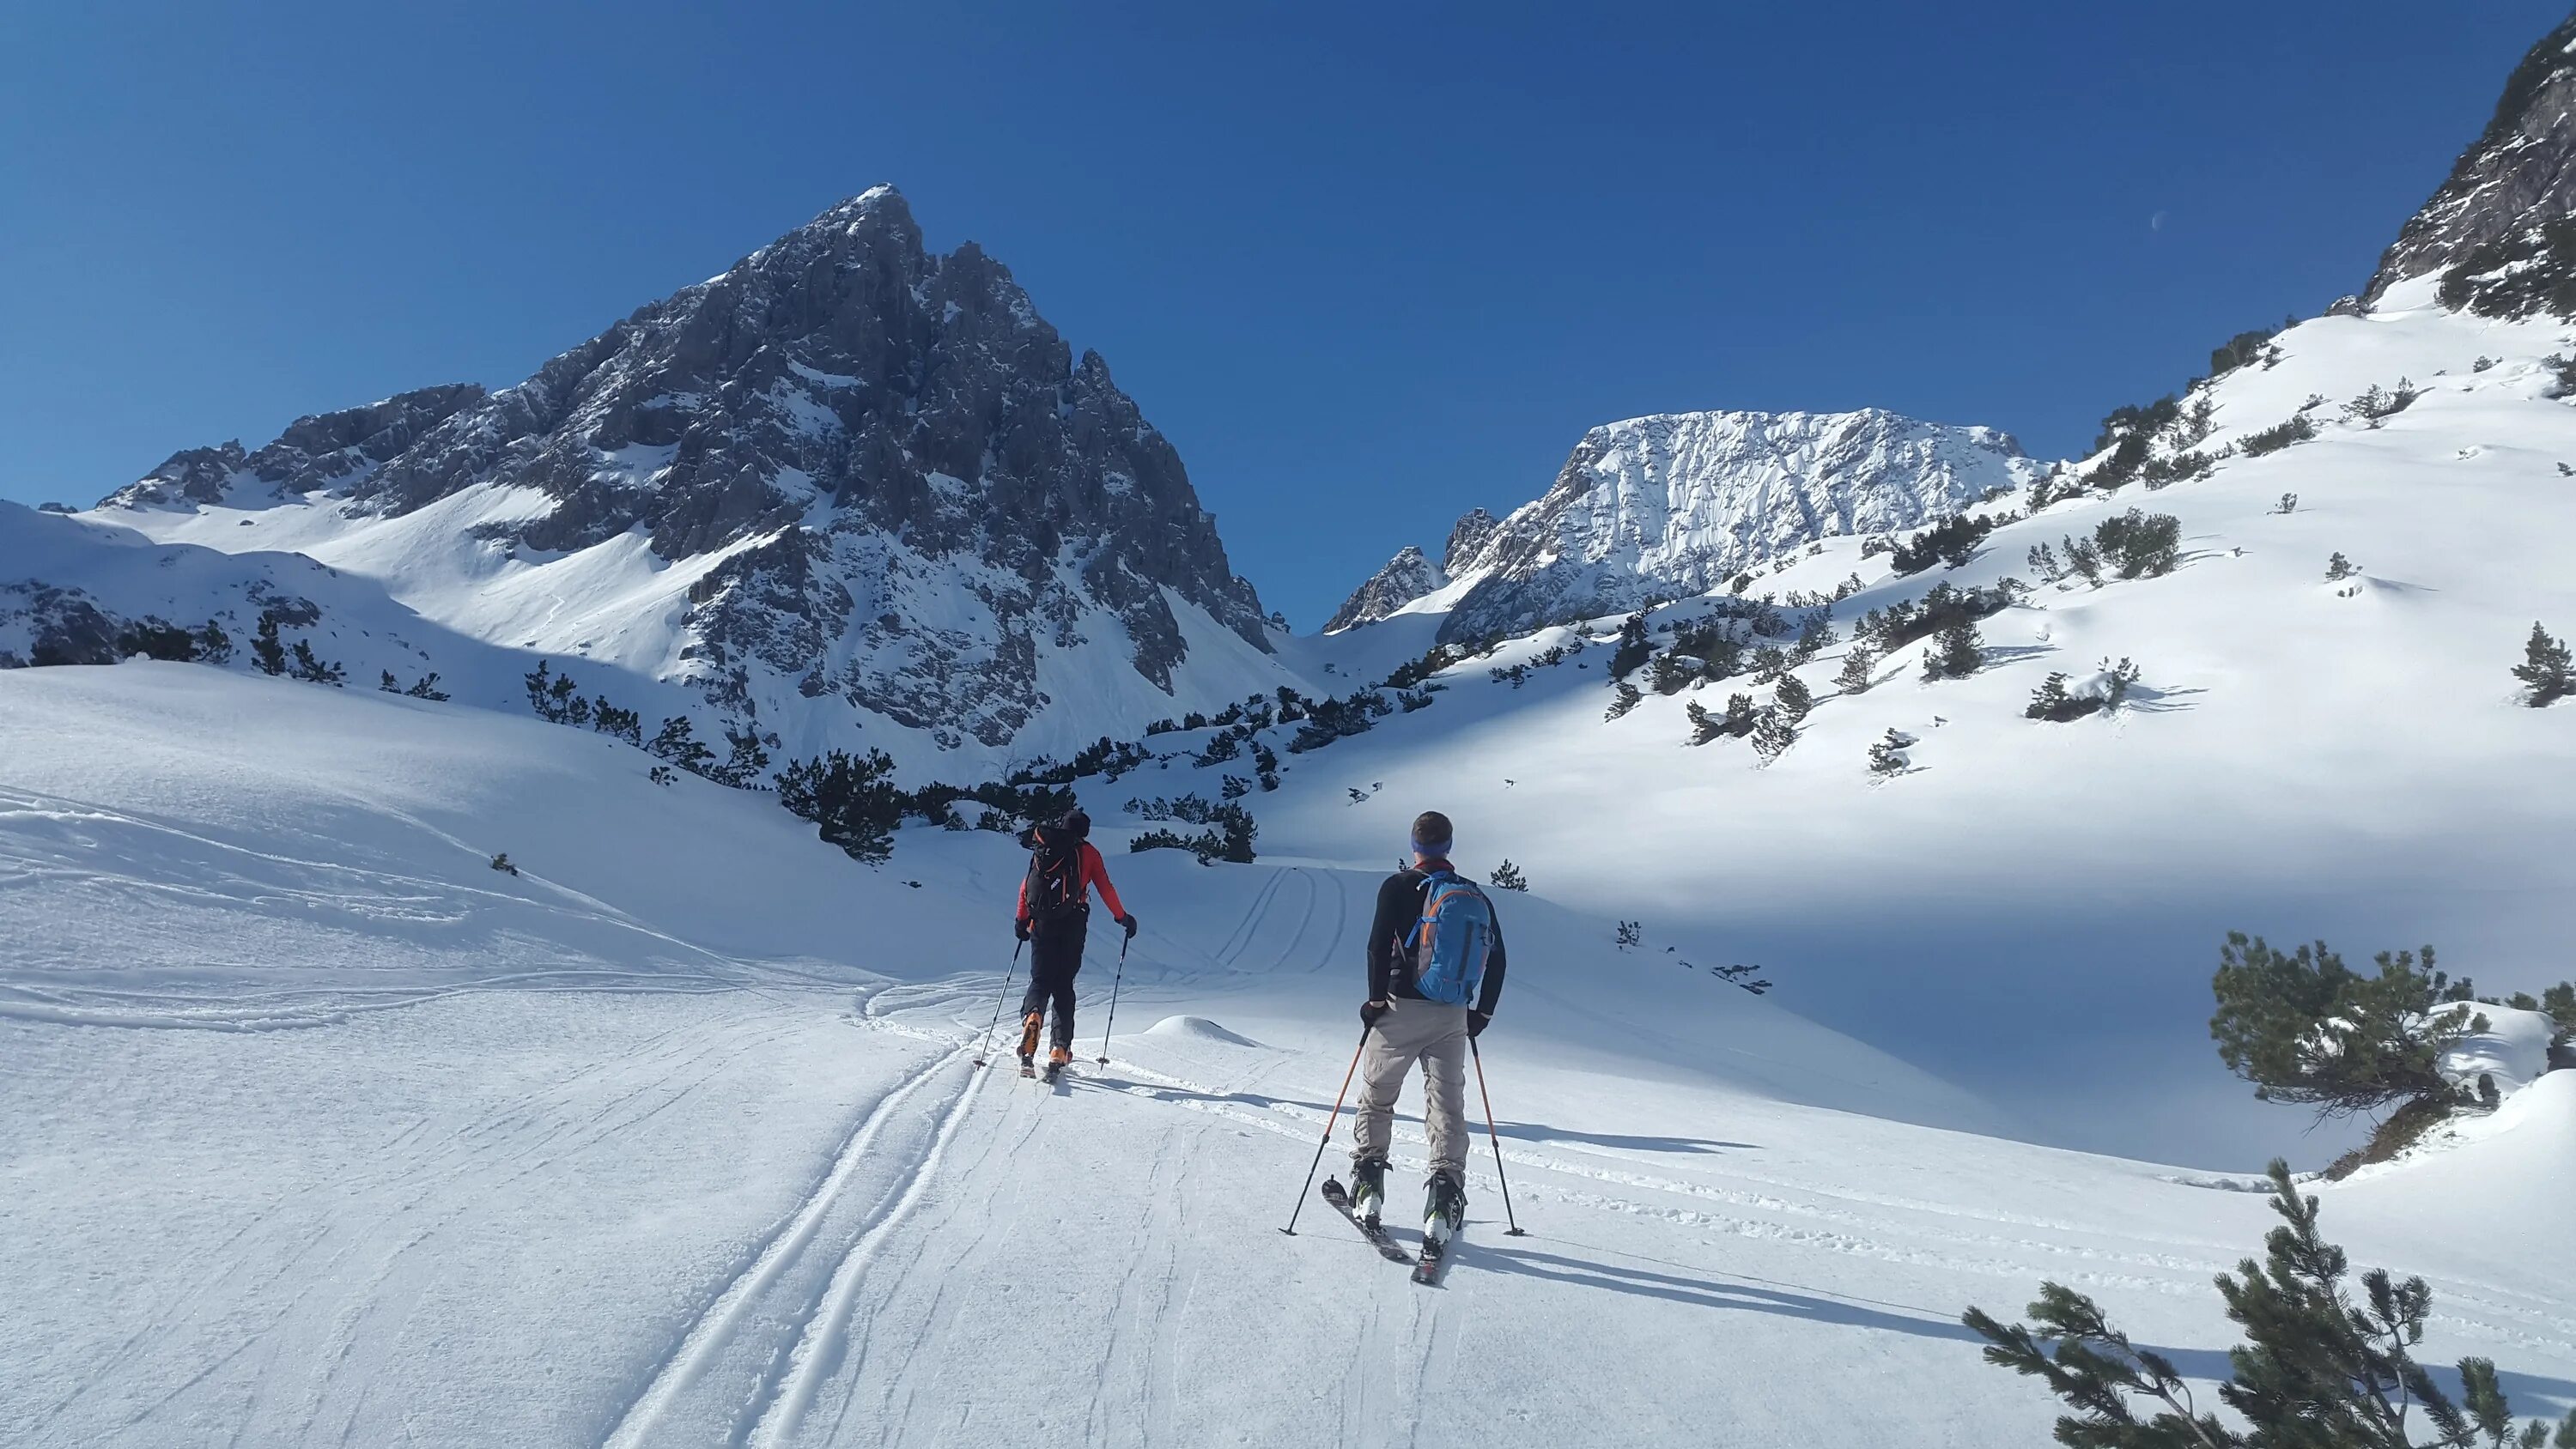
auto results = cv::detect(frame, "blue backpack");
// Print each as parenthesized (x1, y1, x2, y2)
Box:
(1409, 870, 1495, 1006)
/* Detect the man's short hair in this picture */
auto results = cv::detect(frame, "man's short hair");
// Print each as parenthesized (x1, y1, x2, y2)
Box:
(1411, 810, 1454, 856)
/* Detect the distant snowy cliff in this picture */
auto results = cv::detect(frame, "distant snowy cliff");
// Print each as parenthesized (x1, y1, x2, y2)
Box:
(1333, 408, 2041, 642)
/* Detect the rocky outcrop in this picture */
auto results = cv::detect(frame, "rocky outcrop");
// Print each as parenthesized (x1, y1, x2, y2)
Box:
(2366, 10, 2576, 307)
(1443, 508, 1500, 572)
(1324, 545, 1445, 634)
(98, 188, 1270, 750)
(1432, 408, 2040, 643)
(107, 385, 488, 510)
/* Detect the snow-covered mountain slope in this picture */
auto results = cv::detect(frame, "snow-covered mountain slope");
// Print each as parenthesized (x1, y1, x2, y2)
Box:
(1340, 408, 2044, 643)
(4, 664, 2567, 1447)
(1076, 280, 2576, 1168)
(68, 186, 1298, 773)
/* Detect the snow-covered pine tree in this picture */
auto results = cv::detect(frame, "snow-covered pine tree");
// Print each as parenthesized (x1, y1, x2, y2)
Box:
(2512, 621, 2572, 706)
(2026, 672, 2083, 721)
(1790, 613, 1835, 664)
(1685, 700, 1722, 746)
(1867, 729, 1911, 776)
(773, 747, 902, 863)
(1966, 1161, 2576, 1449)
(2326, 551, 2357, 581)
(1773, 673, 1814, 724)
(250, 615, 287, 676)
(287, 640, 344, 686)
(1834, 646, 1877, 694)
(1647, 651, 1695, 695)
(1489, 858, 1528, 892)
(1750, 707, 1796, 762)
(1749, 644, 1789, 682)
(1922, 619, 1984, 681)
(648, 716, 717, 774)
(1608, 613, 1651, 679)
(1605, 681, 1643, 721)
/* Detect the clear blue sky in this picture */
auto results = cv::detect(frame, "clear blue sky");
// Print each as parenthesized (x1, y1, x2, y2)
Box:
(2, 2, 2561, 627)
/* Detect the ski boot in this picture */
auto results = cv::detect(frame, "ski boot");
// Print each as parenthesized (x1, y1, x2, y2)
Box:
(1047, 1045, 1072, 1078)
(1018, 1012, 1044, 1073)
(1424, 1170, 1467, 1245)
(1348, 1155, 1388, 1226)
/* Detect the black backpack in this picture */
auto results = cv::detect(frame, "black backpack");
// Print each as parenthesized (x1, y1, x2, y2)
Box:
(1024, 828, 1086, 925)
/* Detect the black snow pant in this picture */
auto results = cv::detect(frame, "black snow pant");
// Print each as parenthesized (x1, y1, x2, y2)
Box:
(1020, 917, 1087, 1052)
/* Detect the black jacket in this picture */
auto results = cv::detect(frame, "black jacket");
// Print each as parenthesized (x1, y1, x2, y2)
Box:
(1366, 860, 1507, 1016)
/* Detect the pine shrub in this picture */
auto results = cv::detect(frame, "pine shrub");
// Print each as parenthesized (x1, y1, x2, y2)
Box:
(2512, 621, 2572, 706)
(1967, 1161, 2576, 1449)
(775, 748, 903, 863)
(1922, 620, 1983, 681)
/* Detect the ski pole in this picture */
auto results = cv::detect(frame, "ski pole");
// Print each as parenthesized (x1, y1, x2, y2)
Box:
(1279, 1025, 1372, 1236)
(1093, 933, 1129, 1065)
(1469, 1038, 1528, 1236)
(970, 939, 1025, 1069)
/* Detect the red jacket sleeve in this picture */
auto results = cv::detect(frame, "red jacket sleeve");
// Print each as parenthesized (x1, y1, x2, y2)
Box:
(1082, 843, 1127, 919)
(1016, 876, 1030, 924)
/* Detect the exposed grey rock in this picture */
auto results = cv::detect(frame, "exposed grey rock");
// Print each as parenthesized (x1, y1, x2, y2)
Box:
(97, 187, 1269, 751)
(2365, 11, 2576, 307)
(105, 385, 487, 511)
(1442, 508, 1500, 573)
(1323, 545, 1445, 634)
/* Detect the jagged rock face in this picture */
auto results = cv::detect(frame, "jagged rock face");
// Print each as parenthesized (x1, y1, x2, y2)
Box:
(108, 385, 488, 509)
(1435, 409, 2041, 643)
(99, 188, 1269, 749)
(2366, 10, 2576, 306)
(1442, 508, 1499, 572)
(1324, 545, 1445, 634)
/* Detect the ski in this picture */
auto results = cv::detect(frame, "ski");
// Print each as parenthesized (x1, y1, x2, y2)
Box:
(1019, 1058, 1036, 1079)
(1411, 1229, 1452, 1287)
(1318, 1179, 1413, 1264)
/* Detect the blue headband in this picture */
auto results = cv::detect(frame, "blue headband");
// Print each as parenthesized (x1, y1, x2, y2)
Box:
(1412, 836, 1452, 858)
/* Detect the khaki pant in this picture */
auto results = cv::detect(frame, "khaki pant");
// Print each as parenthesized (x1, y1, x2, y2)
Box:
(1351, 997, 1468, 1179)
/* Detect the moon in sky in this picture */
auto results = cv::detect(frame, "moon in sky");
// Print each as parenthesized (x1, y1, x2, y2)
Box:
(2150, 209, 2169, 232)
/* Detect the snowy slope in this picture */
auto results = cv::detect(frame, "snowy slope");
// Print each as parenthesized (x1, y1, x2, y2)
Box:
(1085, 281, 2576, 1168)
(3, 664, 2567, 1448)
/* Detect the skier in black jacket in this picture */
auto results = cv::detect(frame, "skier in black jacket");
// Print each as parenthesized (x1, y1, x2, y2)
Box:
(1348, 809, 1506, 1234)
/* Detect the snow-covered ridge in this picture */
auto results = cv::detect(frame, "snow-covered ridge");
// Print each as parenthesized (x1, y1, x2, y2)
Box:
(1345, 406, 2044, 643)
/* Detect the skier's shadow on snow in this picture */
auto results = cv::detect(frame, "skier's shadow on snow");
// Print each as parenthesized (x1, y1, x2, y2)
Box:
(1472, 1243, 1986, 1343)
(1072, 1079, 1753, 1155)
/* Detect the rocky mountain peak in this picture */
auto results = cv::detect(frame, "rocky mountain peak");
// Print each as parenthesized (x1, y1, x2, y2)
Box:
(1443, 508, 1501, 573)
(2366, 10, 2576, 307)
(94, 189, 1273, 755)
(1323, 544, 1445, 634)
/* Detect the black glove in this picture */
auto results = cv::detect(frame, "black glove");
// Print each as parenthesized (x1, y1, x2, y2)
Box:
(1361, 999, 1391, 1028)
(1468, 1009, 1492, 1039)
(1118, 913, 1139, 940)
(1014, 918, 1032, 942)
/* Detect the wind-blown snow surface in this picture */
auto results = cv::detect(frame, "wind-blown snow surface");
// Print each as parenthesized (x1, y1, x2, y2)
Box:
(3, 665, 2571, 1447)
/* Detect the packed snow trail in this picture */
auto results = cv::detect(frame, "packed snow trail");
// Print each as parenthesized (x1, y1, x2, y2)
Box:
(2, 667, 2571, 1446)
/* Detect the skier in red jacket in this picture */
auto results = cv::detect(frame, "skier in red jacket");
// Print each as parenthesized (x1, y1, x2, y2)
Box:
(1015, 809, 1136, 1072)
